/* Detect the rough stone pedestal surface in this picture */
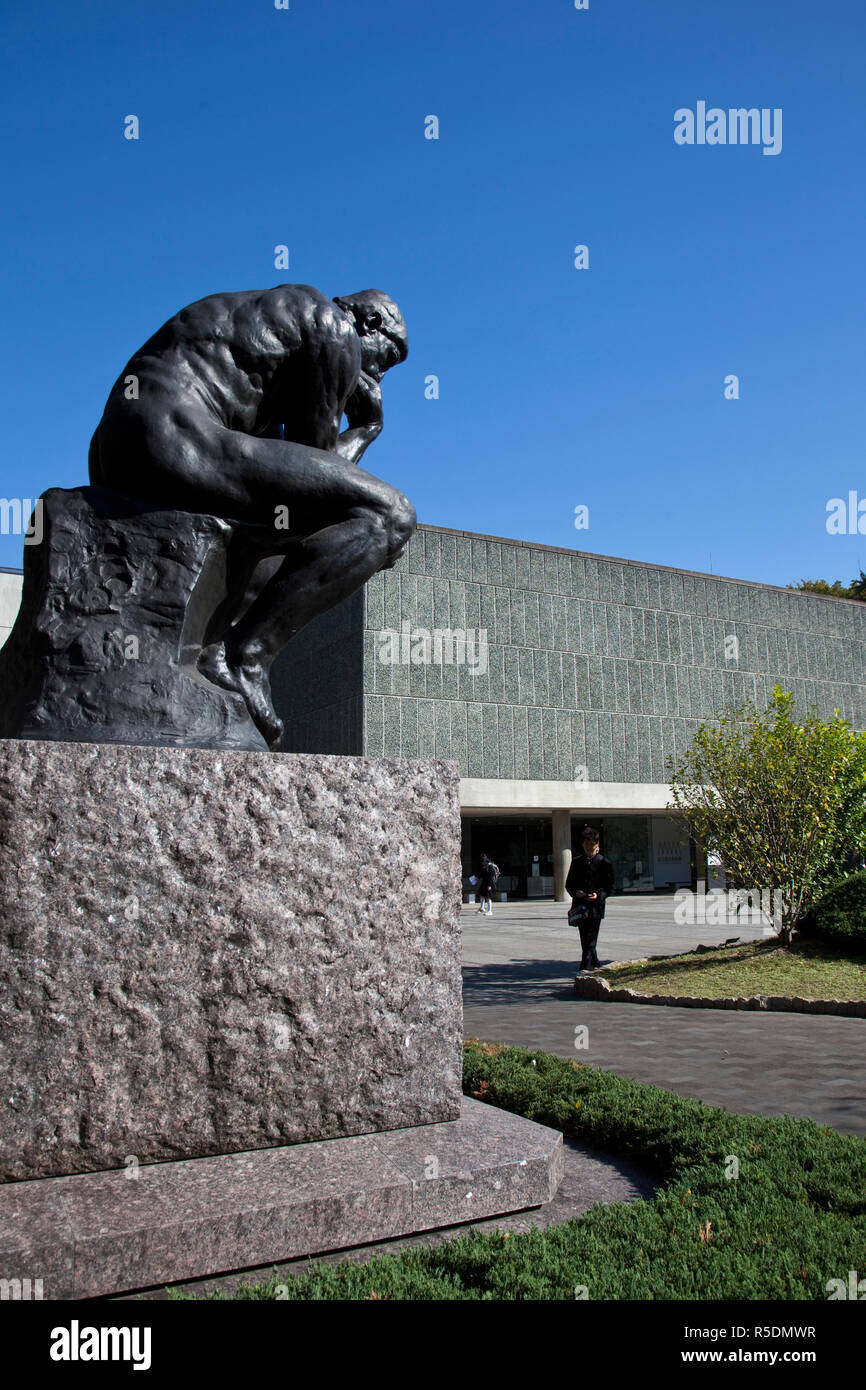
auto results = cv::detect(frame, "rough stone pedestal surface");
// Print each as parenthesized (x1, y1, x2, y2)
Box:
(0, 1098, 564, 1300)
(0, 740, 462, 1180)
(0, 485, 267, 750)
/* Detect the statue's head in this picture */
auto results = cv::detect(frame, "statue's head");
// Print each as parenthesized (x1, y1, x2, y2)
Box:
(334, 290, 408, 382)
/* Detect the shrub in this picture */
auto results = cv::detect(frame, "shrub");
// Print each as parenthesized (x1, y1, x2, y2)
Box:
(806, 871, 866, 949)
(179, 1042, 866, 1301)
(668, 688, 866, 942)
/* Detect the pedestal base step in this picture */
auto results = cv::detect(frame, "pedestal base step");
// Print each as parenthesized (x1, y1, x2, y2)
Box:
(0, 1098, 563, 1300)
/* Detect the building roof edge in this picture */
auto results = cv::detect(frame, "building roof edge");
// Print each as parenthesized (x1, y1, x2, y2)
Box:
(415, 523, 863, 607)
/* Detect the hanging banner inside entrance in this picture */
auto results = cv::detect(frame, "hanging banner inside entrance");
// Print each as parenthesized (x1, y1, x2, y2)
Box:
(652, 820, 691, 888)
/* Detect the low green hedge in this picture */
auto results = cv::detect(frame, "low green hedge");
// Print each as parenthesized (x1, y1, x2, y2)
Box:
(175, 1042, 866, 1300)
(805, 871, 866, 948)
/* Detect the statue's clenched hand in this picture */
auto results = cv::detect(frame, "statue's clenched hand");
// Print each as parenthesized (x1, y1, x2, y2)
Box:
(336, 371, 384, 464)
(344, 371, 383, 431)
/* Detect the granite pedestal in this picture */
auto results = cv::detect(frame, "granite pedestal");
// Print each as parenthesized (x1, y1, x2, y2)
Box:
(0, 739, 463, 1180)
(0, 1098, 564, 1299)
(0, 740, 567, 1293)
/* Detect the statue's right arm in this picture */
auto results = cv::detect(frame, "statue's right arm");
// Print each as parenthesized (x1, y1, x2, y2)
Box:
(334, 373, 383, 465)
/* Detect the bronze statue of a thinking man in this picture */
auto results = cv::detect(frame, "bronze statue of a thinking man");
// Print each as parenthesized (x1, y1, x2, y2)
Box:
(88, 283, 415, 747)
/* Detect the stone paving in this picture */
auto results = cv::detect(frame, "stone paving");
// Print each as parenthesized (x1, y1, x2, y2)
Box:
(463, 897, 866, 1137)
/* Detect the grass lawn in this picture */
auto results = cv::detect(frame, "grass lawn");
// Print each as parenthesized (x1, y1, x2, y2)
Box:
(172, 1042, 866, 1300)
(600, 938, 866, 1000)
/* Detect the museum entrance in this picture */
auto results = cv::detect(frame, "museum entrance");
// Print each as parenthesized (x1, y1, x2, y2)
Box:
(462, 817, 554, 900)
(462, 813, 696, 899)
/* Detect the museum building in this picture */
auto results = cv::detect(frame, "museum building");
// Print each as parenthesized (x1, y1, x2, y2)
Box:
(266, 524, 866, 901)
(3, 524, 866, 902)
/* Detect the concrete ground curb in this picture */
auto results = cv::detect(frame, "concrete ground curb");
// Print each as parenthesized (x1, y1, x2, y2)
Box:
(572, 974, 866, 1016)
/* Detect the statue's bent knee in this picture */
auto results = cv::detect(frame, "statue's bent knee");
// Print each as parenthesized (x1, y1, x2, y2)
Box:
(384, 492, 417, 567)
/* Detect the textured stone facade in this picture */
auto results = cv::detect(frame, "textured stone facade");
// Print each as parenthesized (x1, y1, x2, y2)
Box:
(361, 526, 866, 780)
(0, 569, 21, 652)
(0, 740, 462, 1180)
(8, 526, 863, 780)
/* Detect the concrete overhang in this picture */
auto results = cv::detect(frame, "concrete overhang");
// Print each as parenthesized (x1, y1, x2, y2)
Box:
(459, 779, 674, 814)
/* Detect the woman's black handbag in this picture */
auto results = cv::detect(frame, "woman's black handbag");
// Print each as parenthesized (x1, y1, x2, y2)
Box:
(568, 900, 590, 926)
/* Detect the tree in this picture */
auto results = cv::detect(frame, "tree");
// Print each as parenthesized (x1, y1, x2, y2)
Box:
(849, 570, 866, 601)
(789, 570, 866, 601)
(667, 688, 866, 942)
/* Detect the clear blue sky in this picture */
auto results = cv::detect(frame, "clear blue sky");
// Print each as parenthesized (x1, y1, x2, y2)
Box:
(1, 0, 864, 586)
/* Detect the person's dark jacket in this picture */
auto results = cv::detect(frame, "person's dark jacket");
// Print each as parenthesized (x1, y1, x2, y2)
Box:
(565, 852, 615, 918)
(477, 860, 499, 892)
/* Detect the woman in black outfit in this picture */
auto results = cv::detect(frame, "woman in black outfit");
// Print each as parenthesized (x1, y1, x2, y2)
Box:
(566, 826, 615, 972)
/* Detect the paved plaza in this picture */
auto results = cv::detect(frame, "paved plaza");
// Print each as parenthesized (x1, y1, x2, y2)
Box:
(463, 897, 866, 1137)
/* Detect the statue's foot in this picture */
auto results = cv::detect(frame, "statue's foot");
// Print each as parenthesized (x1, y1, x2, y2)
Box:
(198, 642, 235, 692)
(232, 661, 284, 749)
(198, 643, 284, 748)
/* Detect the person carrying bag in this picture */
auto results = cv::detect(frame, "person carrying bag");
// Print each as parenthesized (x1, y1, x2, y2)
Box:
(476, 853, 500, 916)
(566, 825, 615, 972)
